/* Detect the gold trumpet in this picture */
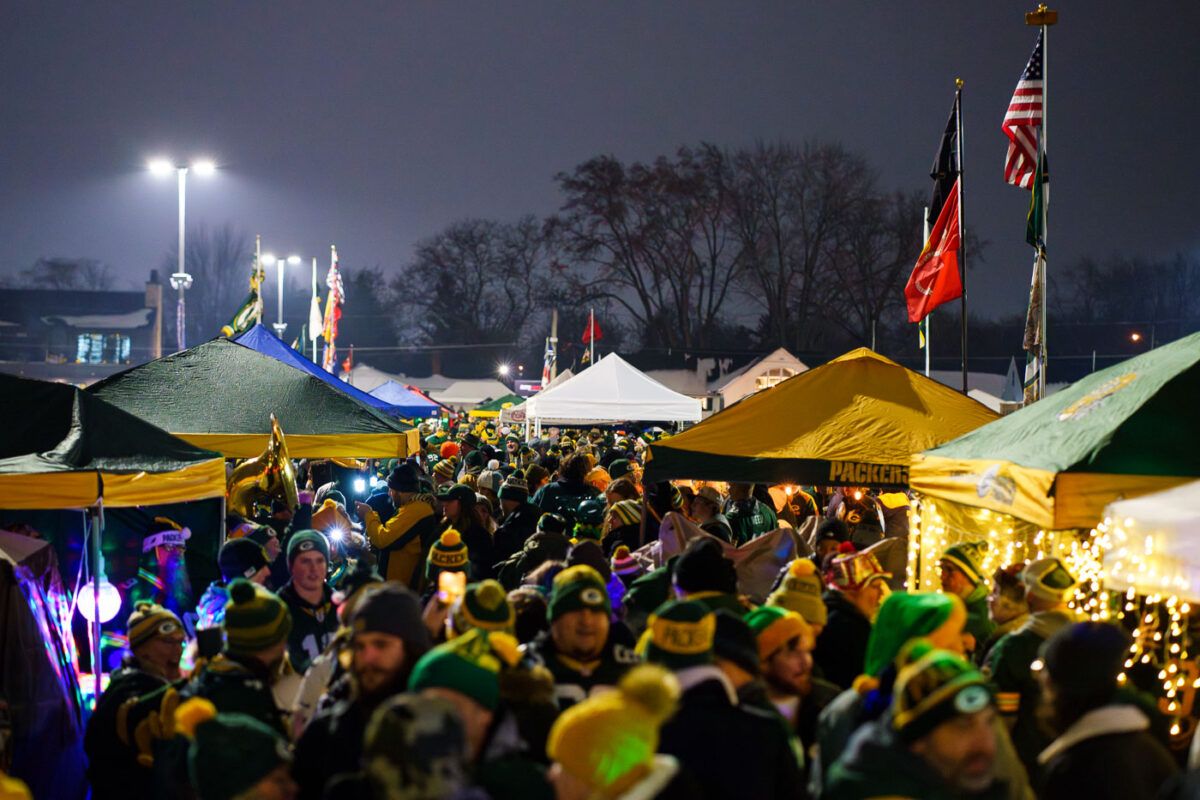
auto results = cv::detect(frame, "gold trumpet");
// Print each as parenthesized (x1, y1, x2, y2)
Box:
(227, 414, 299, 518)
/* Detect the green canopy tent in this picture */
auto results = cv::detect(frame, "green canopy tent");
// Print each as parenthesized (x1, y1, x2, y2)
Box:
(468, 393, 525, 419)
(88, 337, 420, 459)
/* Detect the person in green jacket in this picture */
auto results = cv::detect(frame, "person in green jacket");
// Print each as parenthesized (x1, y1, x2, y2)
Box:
(939, 540, 997, 659)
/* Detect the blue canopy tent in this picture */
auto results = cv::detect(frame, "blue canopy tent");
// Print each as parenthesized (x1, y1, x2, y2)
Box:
(232, 323, 407, 418)
(369, 380, 441, 418)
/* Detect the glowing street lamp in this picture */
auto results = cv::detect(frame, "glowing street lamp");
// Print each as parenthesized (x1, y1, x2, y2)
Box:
(262, 253, 302, 337)
(149, 157, 217, 350)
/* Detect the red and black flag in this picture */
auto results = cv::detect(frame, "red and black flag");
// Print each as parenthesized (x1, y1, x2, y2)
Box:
(906, 95, 963, 323)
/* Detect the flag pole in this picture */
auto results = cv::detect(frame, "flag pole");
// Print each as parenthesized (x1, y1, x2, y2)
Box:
(310, 257, 318, 361)
(550, 308, 559, 381)
(923, 207, 931, 377)
(1027, 4, 1057, 397)
(955, 80, 967, 395)
(589, 308, 595, 365)
(254, 235, 263, 326)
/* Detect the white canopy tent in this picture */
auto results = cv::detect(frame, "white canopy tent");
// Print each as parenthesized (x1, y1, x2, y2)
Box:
(1101, 480, 1200, 603)
(525, 353, 702, 428)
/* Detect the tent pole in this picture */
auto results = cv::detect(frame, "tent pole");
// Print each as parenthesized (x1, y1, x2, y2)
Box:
(90, 501, 103, 707)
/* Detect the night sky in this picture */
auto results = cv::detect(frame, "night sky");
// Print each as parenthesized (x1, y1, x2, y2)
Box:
(2, 1, 1196, 324)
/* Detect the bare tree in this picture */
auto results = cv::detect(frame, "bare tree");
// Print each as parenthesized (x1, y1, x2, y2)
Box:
(161, 223, 253, 345)
(15, 257, 117, 290)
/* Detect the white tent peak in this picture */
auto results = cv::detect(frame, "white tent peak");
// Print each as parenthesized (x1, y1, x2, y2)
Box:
(527, 352, 701, 424)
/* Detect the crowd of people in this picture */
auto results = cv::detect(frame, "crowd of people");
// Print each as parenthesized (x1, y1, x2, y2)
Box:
(72, 421, 1197, 800)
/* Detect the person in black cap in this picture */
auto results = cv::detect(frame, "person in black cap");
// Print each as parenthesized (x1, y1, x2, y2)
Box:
(197, 538, 272, 629)
(355, 462, 439, 590)
(435, 483, 496, 580)
(810, 518, 850, 571)
(493, 470, 541, 565)
(293, 584, 433, 800)
(494, 515, 571, 591)
(1036, 622, 1176, 800)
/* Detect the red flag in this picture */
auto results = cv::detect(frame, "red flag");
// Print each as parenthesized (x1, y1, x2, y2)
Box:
(341, 344, 354, 374)
(582, 312, 602, 343)
(905, 177, 962, 323)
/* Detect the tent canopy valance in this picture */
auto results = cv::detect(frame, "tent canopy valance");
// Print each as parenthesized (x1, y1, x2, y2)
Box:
(525, 354, 702, 425)
(0, 374, 225, 509)
(644, 348, 999, 486)
(368, 380, 442, 418)
(87, 338, 419, 459)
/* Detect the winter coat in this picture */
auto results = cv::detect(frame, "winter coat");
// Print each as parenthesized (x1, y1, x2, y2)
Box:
(1038, 703, 1177, 800)
(84, 664, 167, 800)
(492, 501, 542, 566)
(293, 693, 375, 800)
(698, 514, 734, 543)
(523, 629, 639, 709)
(657, 667, 805, 800)
(362, 496, 438, 589)
(813, 590, 872, 690)
(982, 608, 1076, 780)
(975, 613, 1027, 667)
(531, 477, 600, 527)
(962, 583, 997, 657)
(438, 516, 497, 581)
(608, 755, 702, 800)
(724, 498, 778, 544)
(181, 652, 288, 736)
(825, 716, 1009, 800)
(278, 580, 339, 675)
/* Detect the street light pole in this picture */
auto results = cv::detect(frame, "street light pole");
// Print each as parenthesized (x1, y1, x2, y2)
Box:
(263, 253, 301, 338)
(151, 157, 214, 351)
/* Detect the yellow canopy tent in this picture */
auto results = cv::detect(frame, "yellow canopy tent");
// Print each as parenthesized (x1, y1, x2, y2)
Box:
(644, 348, 999, 487)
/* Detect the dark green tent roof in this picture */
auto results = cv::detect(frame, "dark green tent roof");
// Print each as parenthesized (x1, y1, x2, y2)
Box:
(0, 374, 224, 508)
(87, 338, 418, 459)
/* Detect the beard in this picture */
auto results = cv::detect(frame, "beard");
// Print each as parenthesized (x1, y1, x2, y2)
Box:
(355, 665, 409, 707)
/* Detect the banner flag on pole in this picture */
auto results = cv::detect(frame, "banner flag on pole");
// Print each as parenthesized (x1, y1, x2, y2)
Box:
(905, 177, 962, 323)
(582, 312, 602, 343)
(541, 338, 555, 385)
(1003, 31, 1045, 189)
(321, 246, 344, 373)
(220, 259, 266, 338)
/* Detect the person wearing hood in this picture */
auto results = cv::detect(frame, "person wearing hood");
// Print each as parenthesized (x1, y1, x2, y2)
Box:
(1035, 622, 1176, 800)
(979, 564, 1030, 666)
(939, 541, 997, 659)
(493, 470, 542, 565)
(531, 451, 601, 527)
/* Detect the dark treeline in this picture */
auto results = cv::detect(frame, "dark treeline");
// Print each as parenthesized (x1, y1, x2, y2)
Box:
(8, 141, 1198, 380)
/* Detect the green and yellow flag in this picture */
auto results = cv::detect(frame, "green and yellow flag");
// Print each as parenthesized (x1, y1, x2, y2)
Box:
(220, 260, 265, 338)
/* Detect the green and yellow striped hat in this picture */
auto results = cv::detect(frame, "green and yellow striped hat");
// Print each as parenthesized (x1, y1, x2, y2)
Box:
(127, 602, 184, 651)
(223, 579, 292, 654)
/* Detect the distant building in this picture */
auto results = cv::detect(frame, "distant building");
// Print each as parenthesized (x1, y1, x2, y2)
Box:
(0, 272, 163, 384)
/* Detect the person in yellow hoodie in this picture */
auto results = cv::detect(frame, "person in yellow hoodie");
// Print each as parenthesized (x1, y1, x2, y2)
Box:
(355, 462, 438, 592)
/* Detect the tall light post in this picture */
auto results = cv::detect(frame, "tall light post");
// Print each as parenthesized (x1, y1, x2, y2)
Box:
(149, 157, 215, 351)
(261, 253, 301, 337)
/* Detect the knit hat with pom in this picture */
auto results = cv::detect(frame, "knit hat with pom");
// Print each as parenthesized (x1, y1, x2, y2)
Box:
(175, 697, 291, 800)
(767, 559, 827, 626)
(547, 664, 680, 796)
(451, 579, 516, 636)
(611, 545, 642, 578)
(498, 470, 529, 503)
(222, 579, 291, 654)
(127, 602, 184, 651)
(433, 457, 458, 481)
(426, 529, 469, 582)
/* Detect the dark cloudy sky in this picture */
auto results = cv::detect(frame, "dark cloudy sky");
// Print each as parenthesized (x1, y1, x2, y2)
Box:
(2, 1, 1196, 323)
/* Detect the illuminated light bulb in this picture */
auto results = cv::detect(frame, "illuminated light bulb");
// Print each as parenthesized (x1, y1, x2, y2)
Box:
(77, 578, 122, 623)
(1171, 723, 1181, 736)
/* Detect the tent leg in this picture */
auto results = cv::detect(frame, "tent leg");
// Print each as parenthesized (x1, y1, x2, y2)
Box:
(89, 504, 103, 707)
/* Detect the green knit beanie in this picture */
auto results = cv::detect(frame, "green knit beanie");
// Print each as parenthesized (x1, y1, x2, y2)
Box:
(940, 541, 989, 586)
(287, 529, 330, 567)
(863, 592, 955, 677)
(189, 711, 290, 800)
(547, 565, 611, 622)
(892, 640, 992, 744)
(223, 579, 292, 655)
(452, 579, 515, 635)
(638, 599, 715, 671)
(408, 628, 506, 711)
(573, 498, 606, 540)
(426, 529, 469, 582)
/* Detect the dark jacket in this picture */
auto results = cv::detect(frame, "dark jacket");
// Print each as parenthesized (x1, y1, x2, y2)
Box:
(278, 580, 339, 675)
(962, 583, 997, 658)
(530, 477, 599, 527)
(181, 652, 287, 736)
(524, 629, 639, 709)
(84, 664, 167, 800)
(658, 668, 805, 800)
(825, 717, 1009, 800)
(438, 516, 496, 581)
(813, 590, 872, 690)
(1038, 704, 1177, 800)
(493, 501, 542, 566)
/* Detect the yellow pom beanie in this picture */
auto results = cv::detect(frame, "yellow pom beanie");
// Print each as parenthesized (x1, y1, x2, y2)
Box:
(546, 664, 680, 796)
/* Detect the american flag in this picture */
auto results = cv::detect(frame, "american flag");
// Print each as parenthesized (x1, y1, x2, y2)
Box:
(1003, 31, 1044, 189)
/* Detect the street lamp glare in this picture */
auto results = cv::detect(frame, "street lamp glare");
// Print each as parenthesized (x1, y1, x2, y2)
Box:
(1131, 332, 1142, 342)
(261, 254, 278, 266)
(498, 364, 511, 376)
(148, 158, 174, 177)
(192, 159, 216, 176)
(286, 255, 302, 265)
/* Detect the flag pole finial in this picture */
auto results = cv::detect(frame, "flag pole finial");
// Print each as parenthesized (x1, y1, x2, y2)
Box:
(956, 78, 963, 89)
(1026, 5, 1057, 25)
